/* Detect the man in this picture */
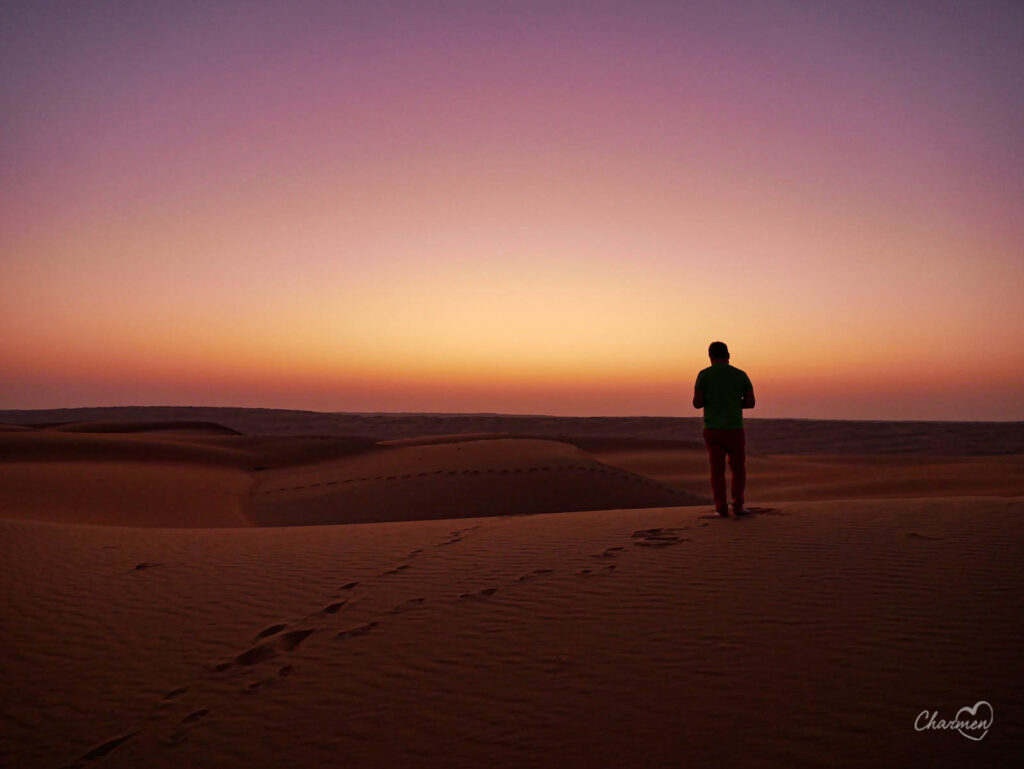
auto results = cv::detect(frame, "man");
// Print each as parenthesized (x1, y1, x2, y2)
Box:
(693, 341, 755, 517)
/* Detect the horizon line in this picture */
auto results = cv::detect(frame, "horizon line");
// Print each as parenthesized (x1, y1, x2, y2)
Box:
(1, 405, 1022, 425)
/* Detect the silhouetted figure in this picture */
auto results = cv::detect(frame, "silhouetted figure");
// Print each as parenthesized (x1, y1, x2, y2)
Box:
(693, 341, 755, 517)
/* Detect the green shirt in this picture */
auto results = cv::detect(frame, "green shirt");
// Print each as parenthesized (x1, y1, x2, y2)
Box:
(694, 364, 753, 429)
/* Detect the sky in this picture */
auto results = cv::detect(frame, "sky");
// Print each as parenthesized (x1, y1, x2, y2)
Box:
(2, 0, 1022, 420)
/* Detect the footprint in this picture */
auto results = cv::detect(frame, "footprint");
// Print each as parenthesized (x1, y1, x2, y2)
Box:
(632, 528, 681, 538)
(460, 588, 497, 599)
(339, 581, 359, 591)
(390, 597, 426, 614)
(255, 623, 288, 640)
(337, 621, 378, 640)
(233, 643, 280, 667)
(379, 564, 411, 576)
(407, 549, 424, 557)
(590, 546, 624, 559)
(246, 663, 294, 693)
(908, 532, 944, 541)
(181, 709, 210, 724)
(70, 731, 141, 764)
(162, 687, 188, 701)
(231, 628, 315, 667)
(517, 568, 554, 582)
(133, 562, 164, 571)
(277, 628, 315, 651)
(634, 537, 691, 548)
(318, 601, 346, 615)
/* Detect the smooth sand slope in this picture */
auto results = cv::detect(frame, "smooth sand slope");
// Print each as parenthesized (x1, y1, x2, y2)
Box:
(1, 413, 1022, 767)
(3, 501, 1022, 768)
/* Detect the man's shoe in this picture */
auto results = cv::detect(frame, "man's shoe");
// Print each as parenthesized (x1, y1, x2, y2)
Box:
(716, 508, 730, 517)
(733, 507, 752, 516)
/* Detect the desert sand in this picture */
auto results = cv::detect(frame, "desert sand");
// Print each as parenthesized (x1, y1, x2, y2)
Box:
(1, 409, 1022, 767)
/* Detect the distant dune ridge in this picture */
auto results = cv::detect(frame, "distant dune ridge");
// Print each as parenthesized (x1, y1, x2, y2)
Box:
(3, 412, 1023, 528)
(2, 409, 1022, 766)
(3, 406, 1024, 453)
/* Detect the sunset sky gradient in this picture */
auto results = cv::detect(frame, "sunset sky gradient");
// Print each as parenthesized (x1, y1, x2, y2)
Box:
(3, 1, 1022, 419)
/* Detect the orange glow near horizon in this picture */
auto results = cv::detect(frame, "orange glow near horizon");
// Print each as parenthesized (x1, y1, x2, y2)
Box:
(2, 2, 1023, 420)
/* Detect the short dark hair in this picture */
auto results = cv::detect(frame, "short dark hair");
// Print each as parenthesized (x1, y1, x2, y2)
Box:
(708, 341, 729, 359)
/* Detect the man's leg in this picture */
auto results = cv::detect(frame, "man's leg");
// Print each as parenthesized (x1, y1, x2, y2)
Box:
(727, 429, 747, 514)
(703, 429, 728, 515)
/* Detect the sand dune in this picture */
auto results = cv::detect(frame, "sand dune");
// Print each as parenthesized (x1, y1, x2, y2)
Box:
(248, 437, 698, 526)
(42, 420, 244, 435)
(0, 426, 700, 527)
(2, 412, 1022, 766)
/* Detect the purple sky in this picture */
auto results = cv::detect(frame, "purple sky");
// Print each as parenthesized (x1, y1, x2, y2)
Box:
(2, 1, 1023, 418)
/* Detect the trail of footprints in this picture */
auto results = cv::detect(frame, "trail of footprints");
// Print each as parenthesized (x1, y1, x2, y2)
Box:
(631, 527, 693, 547)
(256, 463, 685, 496)
(63, 525, 491, 763)
(66, 509, 781, 766)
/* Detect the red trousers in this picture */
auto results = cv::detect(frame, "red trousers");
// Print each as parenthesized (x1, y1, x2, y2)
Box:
(703, 428, 746, 513)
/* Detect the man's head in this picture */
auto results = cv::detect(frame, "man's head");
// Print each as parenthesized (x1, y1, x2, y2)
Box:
(708, 341, 729, 362)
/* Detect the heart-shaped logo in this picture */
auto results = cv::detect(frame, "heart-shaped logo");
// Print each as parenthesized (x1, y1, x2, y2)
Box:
(955, 700, 993, 741)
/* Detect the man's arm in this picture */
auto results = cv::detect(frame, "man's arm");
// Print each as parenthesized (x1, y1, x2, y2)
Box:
(693, 388, 704, 409)
(742, 388, 755, 409)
